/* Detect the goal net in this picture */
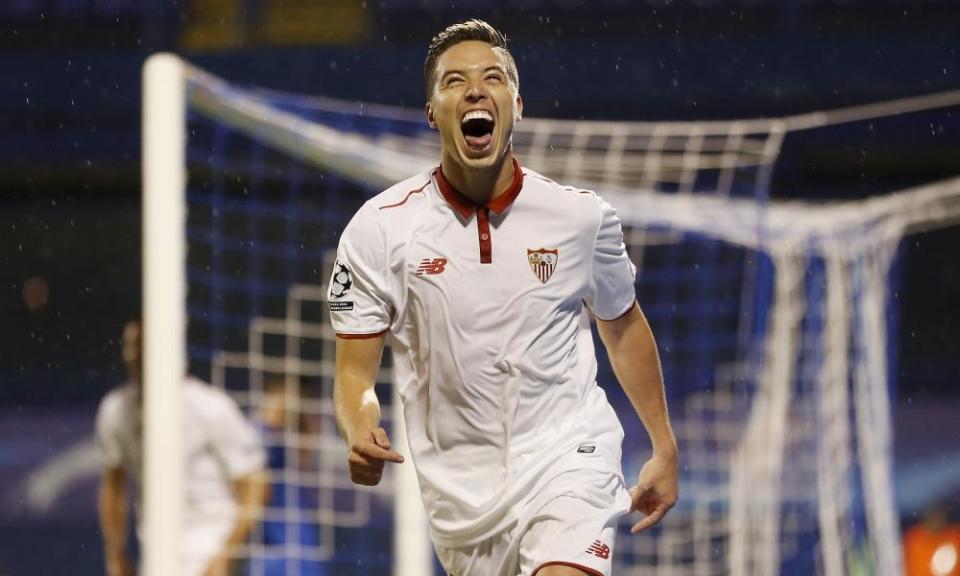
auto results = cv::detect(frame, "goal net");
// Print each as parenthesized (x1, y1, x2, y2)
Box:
(142, 53, 960, 576)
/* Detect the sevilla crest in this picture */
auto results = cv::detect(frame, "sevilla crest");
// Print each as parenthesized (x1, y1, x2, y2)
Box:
(527, 248, 559, 284)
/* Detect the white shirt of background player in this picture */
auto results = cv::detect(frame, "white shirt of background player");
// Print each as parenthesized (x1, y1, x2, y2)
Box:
(95, 320, 268, 576)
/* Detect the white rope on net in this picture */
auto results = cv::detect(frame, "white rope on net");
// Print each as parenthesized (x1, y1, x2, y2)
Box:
(602, 175, 960, 258)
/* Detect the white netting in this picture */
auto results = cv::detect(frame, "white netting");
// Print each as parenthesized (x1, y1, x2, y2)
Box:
(168, 60, 960, 576)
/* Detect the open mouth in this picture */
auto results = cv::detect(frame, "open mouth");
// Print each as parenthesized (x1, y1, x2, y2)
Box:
(461, 110, 495, 152)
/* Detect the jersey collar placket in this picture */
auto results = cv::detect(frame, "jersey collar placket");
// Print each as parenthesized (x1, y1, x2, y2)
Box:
(434, 158, 524, 264)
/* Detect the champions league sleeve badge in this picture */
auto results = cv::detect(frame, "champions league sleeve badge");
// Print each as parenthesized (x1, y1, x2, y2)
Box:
(328, 259, 354, 311)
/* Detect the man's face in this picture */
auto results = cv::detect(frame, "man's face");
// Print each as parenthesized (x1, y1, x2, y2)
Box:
(426, 40, 522, 171)
(122, 320, 143, 385)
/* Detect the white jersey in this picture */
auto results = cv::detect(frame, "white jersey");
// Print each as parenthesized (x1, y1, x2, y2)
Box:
(95, 376, 265, 575)
(329, 160, 637, 547)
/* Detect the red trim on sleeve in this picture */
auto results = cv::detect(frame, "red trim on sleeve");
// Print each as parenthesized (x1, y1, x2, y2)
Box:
(378, 181, 430, 210)
(604, 299, 638, 322)
(531, 561, 604, 576)
(335, 330, 388, 340)
(477, 207, 492, 264)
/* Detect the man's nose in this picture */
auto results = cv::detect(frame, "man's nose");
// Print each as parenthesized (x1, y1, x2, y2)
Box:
(465, 81, 486, 101)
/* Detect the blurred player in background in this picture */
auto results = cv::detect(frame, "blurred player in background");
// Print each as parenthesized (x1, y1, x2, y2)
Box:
(330, 19, 677, 576)
(96, 319, 269, 576)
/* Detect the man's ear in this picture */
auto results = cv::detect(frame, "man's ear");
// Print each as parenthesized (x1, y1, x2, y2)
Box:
(425, 102, 437, 129)
(515, 94, 524, 122)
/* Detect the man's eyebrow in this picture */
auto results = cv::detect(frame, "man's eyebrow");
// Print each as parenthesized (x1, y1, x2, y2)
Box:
(440, 64, 506, 78)
(438, 69, 466, 83)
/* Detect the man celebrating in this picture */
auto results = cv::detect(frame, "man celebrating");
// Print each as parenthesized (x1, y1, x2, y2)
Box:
(330, 20, 678, 576)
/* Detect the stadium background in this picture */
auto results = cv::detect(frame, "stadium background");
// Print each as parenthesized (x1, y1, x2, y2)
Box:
(1, 1, 959, 574)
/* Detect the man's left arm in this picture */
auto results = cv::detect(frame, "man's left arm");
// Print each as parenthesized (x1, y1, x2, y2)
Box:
(596, 302, 679, 533)
(203, 469, 269, 576)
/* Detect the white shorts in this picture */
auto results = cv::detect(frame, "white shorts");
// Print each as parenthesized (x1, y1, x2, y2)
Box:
(435, 468, 631, 576)
(180, 521, 231, 576)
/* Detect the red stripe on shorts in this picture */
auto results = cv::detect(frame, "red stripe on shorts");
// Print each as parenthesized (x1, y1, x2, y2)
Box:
(531, 561, 604, 576)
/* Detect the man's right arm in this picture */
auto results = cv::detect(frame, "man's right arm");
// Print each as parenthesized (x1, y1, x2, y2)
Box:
(334, 335, 404, 486)
(98, 466, 133, 576)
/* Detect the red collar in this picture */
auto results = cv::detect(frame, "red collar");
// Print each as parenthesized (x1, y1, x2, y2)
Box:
(435, 158, 524, 219)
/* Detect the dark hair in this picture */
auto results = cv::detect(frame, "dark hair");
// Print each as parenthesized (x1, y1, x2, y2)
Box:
(424, 19, 519, 99)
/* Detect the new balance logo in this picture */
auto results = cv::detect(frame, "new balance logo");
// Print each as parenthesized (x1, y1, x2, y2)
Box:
(416, 258, 448, 275)
(586, 540, 610, 560)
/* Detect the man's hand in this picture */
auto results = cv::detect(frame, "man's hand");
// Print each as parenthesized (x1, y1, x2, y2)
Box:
(629, 452, 679, 533)
(347, 427, 404, 486)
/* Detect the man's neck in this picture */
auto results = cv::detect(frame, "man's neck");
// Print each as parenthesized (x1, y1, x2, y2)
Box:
(440, 151, 516, 206)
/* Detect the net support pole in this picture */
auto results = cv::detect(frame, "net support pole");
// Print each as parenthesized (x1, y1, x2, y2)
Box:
(142, 53, 186, 576)
(392, 383, 432, 576)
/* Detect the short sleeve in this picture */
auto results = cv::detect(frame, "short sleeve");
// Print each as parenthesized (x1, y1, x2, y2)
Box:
(95, 392, 124, 469)
(208, 389, 265, 480)
(328, 202, 393, 337)
(585, 195, 637, 320)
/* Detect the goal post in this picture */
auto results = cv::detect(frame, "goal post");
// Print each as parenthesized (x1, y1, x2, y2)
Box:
(141, 53, 186, 576)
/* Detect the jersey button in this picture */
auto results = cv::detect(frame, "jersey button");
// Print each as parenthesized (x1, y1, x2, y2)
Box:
(481, 233, 489, 240)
